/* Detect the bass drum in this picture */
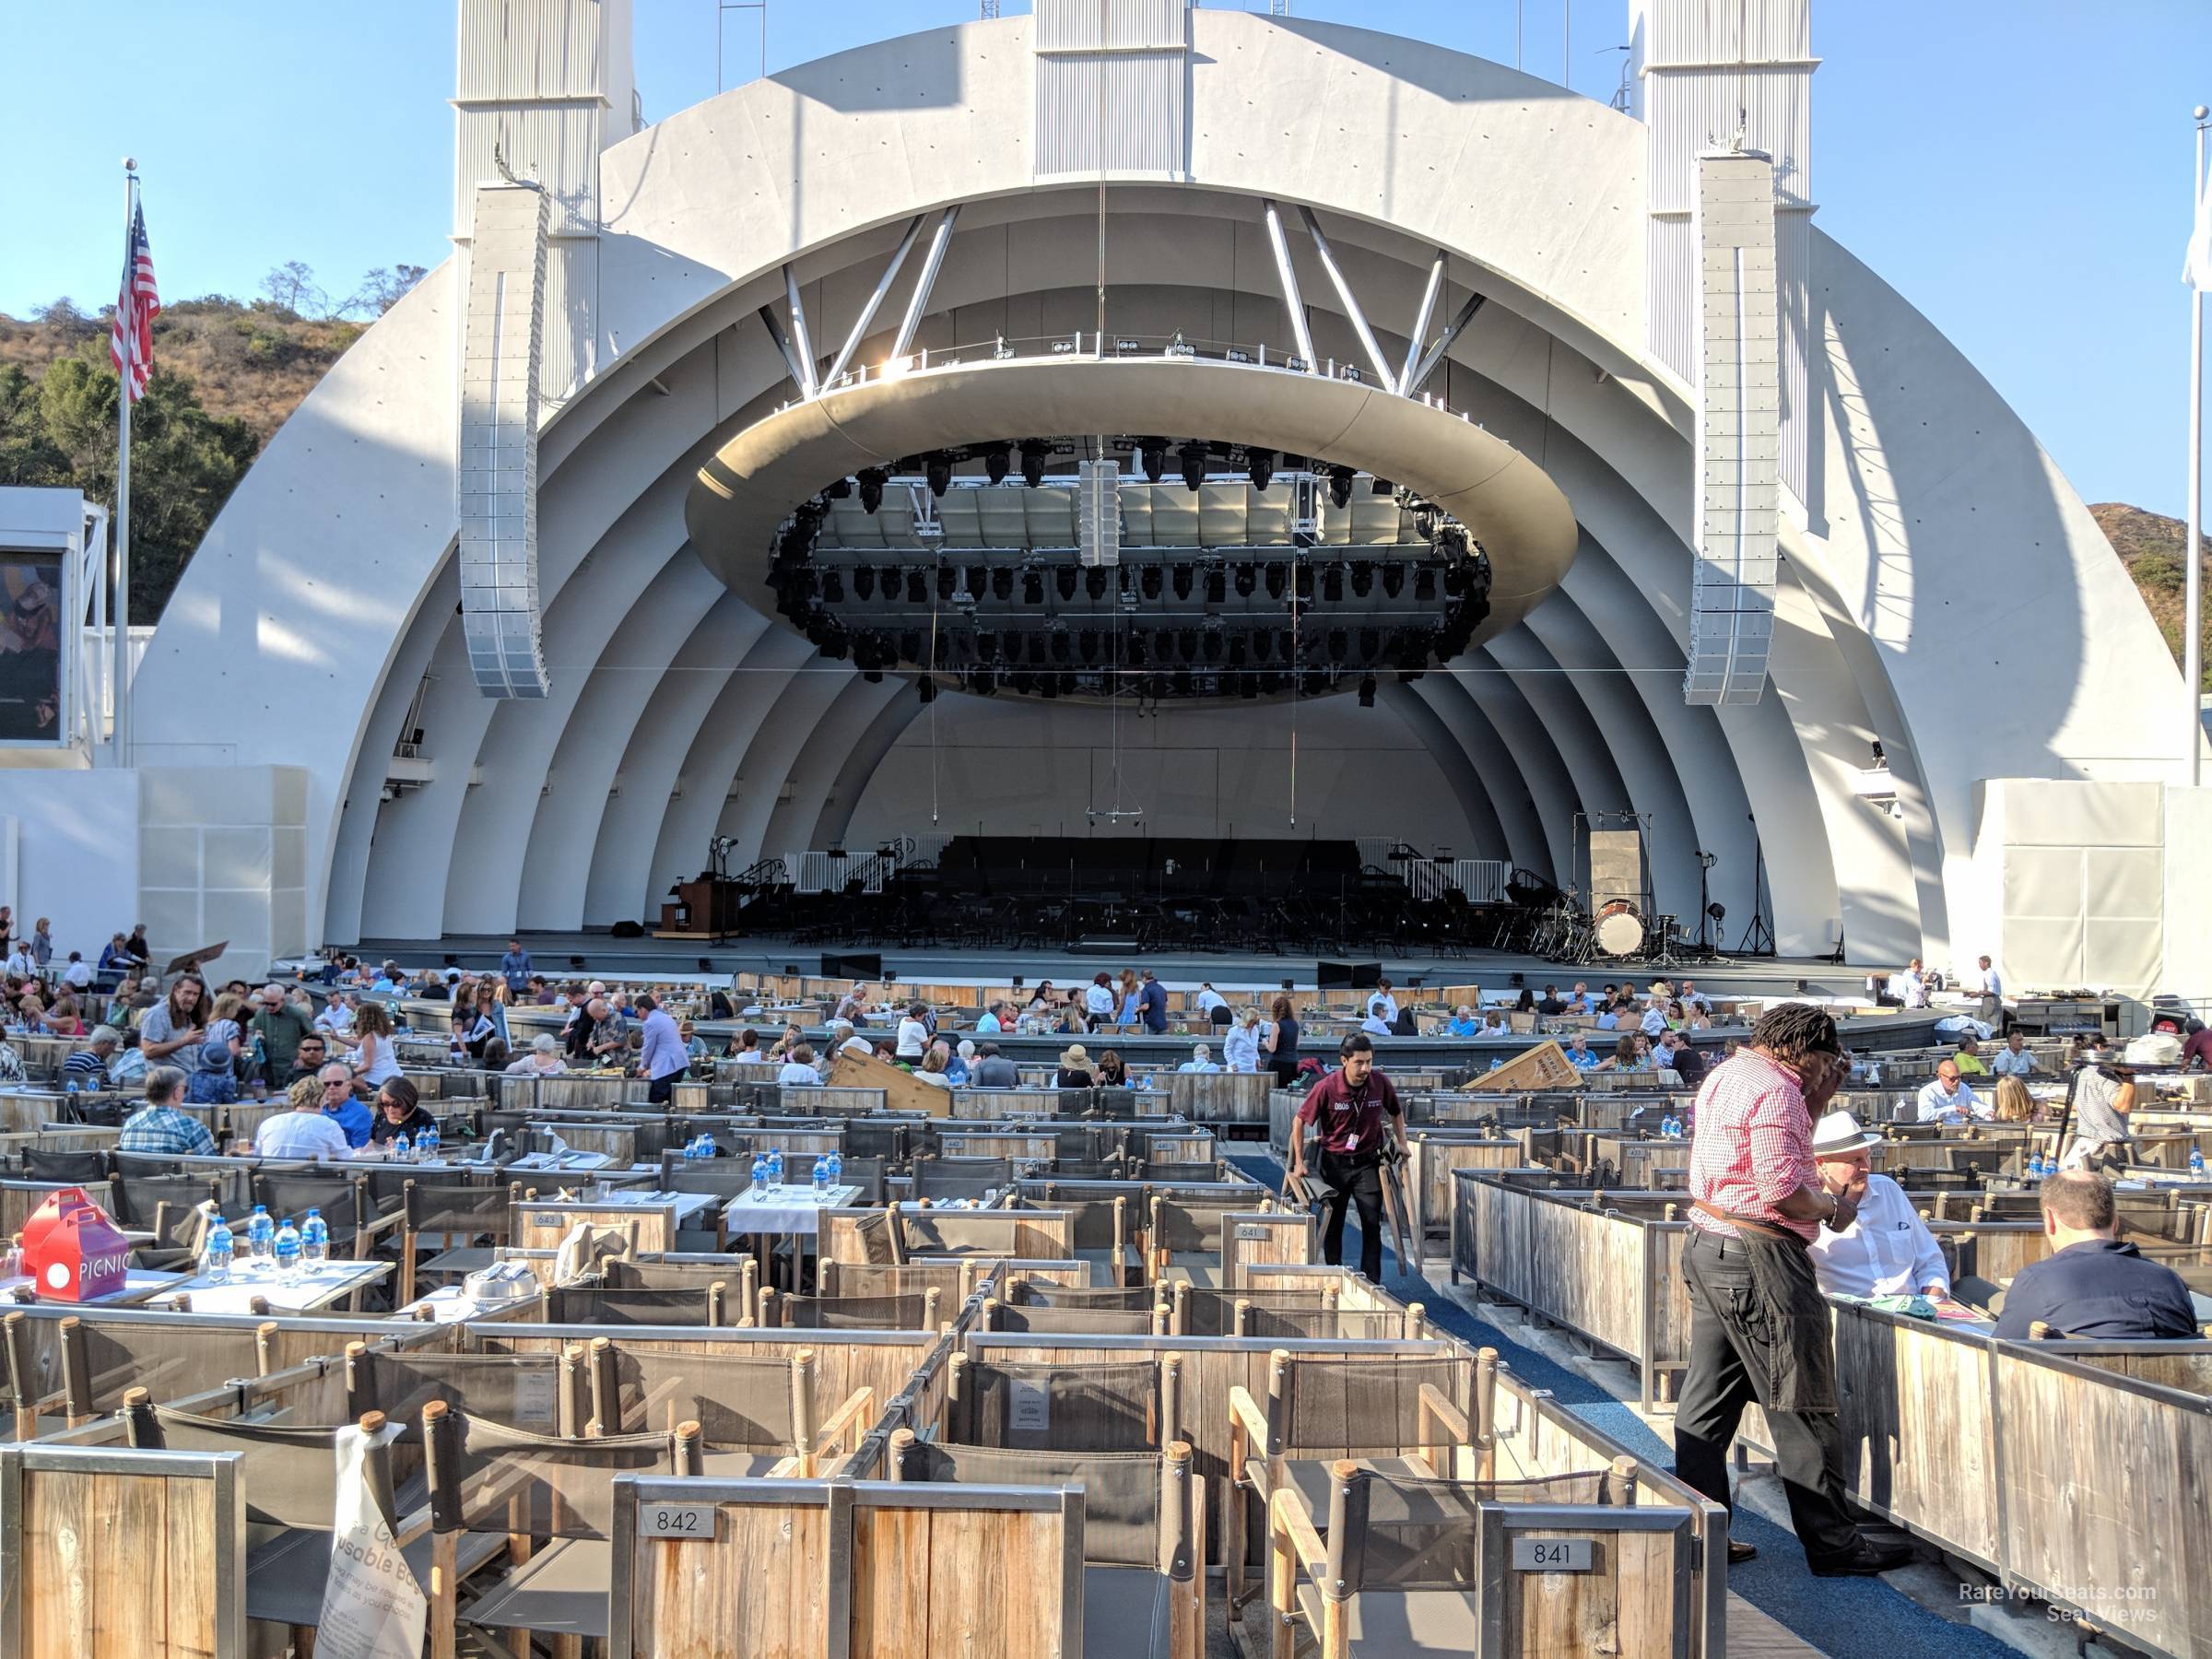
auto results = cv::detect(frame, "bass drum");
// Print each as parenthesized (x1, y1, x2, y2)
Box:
(1595, 900, 1644, 957)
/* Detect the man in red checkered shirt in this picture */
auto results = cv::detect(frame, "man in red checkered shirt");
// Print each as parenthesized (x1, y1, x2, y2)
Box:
(1674, 1002, 1913, 1578)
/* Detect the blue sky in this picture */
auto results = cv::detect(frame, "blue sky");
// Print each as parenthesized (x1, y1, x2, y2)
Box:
(1, 1, 2205, 515)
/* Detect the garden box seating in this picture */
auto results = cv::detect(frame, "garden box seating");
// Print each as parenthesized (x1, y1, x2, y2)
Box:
(248, 1168, 405, 1261)
(888, 1430, 1206, 1659)
(542, 1283, 735, 1326)
(989, 1282, 1163, 1337)
(398, 1178, 520, 1301)
(757, 1286, 943, 1331)
(940, 1349, 1176, 1451)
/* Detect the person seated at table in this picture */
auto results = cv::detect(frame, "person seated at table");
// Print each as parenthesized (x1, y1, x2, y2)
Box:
(726, 1028, 769, 1064)
(367, 1076, 438, 1147)
(1563, 1032, 1602, 1070)
(679, 1019, 708, 1065)
(1952, 1037, 1990, 1077)
(254, 1075, 353, 1159)
(971, 1041, 1020, 1088)
(1594, 1033, 1650, 1072)
(1094, 1050, 1130, 1088)
(1992, 1076, 2035, 1124)
(1445, 1005, 1481, 1037)
(1994, 1171, 2197, 1340)
(824, 1018, 873, 1065)
(1988, 1030, 2040, 1077)
(1804, 1112, 1950, 1300)
(505, 1033, 570, 1077)
(1178, 1043, 1221, 1074)
(1359, 1008, 1394, 1038)
(65, 1025, 122, 1086)
(911, 1047, 957, 1090)
(1055, 1043, 1095, 1088)
(117, 1066, 217, 1156)
(317, 1063, 375, 1147)
(945, 1040, 975, 1086)
(1915, 1059, 1988, 1124)
(777, 1043, 822, 1087)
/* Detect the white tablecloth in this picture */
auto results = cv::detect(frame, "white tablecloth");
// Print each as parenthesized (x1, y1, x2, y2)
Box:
(153, 1257, 391, 1313)
(591, 1189, 719, 1225)
(724, 1183, 860, 1235)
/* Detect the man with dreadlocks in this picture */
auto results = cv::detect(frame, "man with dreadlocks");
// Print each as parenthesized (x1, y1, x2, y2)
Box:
(1675, 1001, 1914, 1577)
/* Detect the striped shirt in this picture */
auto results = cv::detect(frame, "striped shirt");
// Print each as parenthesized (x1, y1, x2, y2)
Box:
(1687, 1049, 1818, 1241)
(64, 1049, 109, 1081)
(118, 1104, 217, 1157)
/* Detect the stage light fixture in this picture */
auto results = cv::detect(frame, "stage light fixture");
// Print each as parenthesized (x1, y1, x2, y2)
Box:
(863, 668, 884, 684)
(1234, 562, 1258, 598)
(1140, 565, 1163, 600)
(937, 565, 958, 601)
(1371, 477, 1394, 495)
(821, 569, 844, 604)
(1020, 440, 1050, 488)
(1056, 566, 1079, 602)
(1238, 672, 1259, 699)
(917, 677, 935, 704)
(1041, 674, 1058, 699)
(1323, 563, 1345, 603)
(906, 569, 928, 605)
(1126, 632, 1147, 665)
(1327, 465, 1355, 510)
(1350, 562, 1374, 597)
(1359, 628, 1381, 662)
(1291, 562, 1311, 601)
(1079, 629, 1100, 664)
(1358, 674, 1376, 707)
(899, 629, 923, 663)
(983, 445, 1012, 485)
(1139, 440, 1168, 483)
(992, 566, 1014, 601)
(857, 467, 888, 514)
(1260, 671, 1284, 695)
(1050, 628, 1071, 664)
(1023, 570, 1044, 606)
(1228, 632, 1249, 667)
(924, 454, 952, 497)
(1253, 629, 1273, 662)
(825, 476, 853, 500)
(1177, 628, 1199, 662)
(1202, 628, 1224, 663)
(1171, 563, 1194, 601)
(1246, 448, 1275, 490)
(965, 565, 987, 598)
(1205, 568, 1227, 606)
(1086, 566, 1109, 601)
(976, 633, 998, 664)
(1171, 669, 1194, 698)
(1415, 568, 1437, 603)
(1325, 629, 1347, 663)
(1056, 672, 1077, 697)
(853, 567, 875, 600)
(1179, 442, 1208, 491)
(1009, 672, 1035, 696)
(968, 667, 994, 696)
(1028, 633, 1048, 665)
(1382, 562, 1405, 598)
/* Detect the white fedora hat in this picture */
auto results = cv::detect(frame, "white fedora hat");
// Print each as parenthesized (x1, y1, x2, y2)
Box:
(1810, 1111, 1882, 1156)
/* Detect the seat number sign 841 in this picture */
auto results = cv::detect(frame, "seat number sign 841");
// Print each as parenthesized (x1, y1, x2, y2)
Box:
(639, 1502, 719, 1541)
(1511, 1537, 1594, 1572)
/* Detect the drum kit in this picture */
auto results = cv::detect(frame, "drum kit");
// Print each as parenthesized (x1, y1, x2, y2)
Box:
(1559, 896, 1688, 965)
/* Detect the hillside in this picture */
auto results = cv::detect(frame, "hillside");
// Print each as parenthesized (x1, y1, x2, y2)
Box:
(2088, 502, 2211, 690)
(3, 294, 2207, 680)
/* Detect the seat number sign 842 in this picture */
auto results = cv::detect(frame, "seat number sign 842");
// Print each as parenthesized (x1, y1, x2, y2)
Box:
(639, 1502, 719, 1541)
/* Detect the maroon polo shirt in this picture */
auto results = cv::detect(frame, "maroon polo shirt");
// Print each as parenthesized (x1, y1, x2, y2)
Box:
(1296, 1068, 1403, 1155)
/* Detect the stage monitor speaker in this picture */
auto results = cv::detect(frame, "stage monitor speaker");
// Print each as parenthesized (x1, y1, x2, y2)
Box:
(609, 920, 644, 939)
(1588, 829, 1644, 907)
(822, 952, 883, 980)
(1317, 960, 1383, 990)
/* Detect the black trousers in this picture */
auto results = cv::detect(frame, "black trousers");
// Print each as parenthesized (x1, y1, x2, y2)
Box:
(1673, 1230, 1864, 1565)
(646, 1065, 688, 1105)
(1313, 1149, 1385, 1281)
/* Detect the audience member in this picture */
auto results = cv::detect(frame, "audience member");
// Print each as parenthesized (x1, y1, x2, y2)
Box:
(117, 1066, 216, 1156)
(971, 1042, 1019, 1088)
(1055, 1043, 1096, 1088)
(777, 1044, 821, 1087)
(368, 1076, 438, 1146)
(320, 1063, 374, 1147)
(1178, 1043, 1220, 1073)
(64, 1026, 121, 1084)
(1915, 1060, 1987, 1124)
(1804, 1112, 1949, 1299)
(2060, 1044, 2136, 1172)
(506, 1034, 570, 1077)
(1988, 1031, 2039, 1077)
(1993, 1171, 2196, 1340)
(1992, 1076, 2035, 1123)
(254, 1075, 354, 1159)
(1223, 1006, 1265, 1072)
(1264, 995, 1301, 1087)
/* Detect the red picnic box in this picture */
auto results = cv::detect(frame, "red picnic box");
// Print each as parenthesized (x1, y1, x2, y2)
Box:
(20, 1187, 133, 1302)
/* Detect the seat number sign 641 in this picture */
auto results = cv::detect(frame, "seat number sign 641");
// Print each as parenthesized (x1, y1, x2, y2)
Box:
(1511, 1537, 1594, 1572)
(639, 1502, 719, 1541)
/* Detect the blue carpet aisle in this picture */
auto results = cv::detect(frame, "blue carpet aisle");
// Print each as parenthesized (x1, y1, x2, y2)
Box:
(1223, 1153, 2011, 1659)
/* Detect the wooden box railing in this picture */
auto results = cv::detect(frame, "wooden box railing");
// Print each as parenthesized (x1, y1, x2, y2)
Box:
(1406, 1133, 1548, 1241)
(0, 1441, 247, 1657)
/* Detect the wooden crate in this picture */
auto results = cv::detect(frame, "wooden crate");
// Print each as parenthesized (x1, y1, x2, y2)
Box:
(1461, 1041, 1581, 1094)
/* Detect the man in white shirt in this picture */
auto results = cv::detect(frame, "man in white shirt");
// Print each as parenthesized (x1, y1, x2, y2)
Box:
(1359, 1012, 1394, 1038)
(1961, 955, 2003, 1029)
(1365, 981, 1400, 1030)
(1805, 1112, 1950, 1300)
(1915, 1059, 1988, 1124)
(1888, 959, 1929, 1009)
(1194, 983, 1230, 1029)
(254, 1092, 353, 1159)
(1178, 1044, 1221, 1073)
(1677, 980, 1712, 1014)
(1988, 1031, 2039, 1077)
(61, 953, 93, 991)
(1082, 975, 1117, 1022)
(1640, 1000, 1670, 1038)
(314, 993, 357, 1042)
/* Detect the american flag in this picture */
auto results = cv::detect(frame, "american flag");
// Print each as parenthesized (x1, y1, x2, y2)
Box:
(111, 201, 160, 403)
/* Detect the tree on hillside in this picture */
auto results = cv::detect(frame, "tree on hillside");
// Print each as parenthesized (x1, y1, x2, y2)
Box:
(0, 365, 67, 486)
(258, 261, 329, 320)
(342, 265, 429, 317)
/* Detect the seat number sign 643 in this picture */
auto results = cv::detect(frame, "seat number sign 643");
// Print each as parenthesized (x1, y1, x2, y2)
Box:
(1511, 1537, 1594, 1572)
(639, 1502, 719, 1541)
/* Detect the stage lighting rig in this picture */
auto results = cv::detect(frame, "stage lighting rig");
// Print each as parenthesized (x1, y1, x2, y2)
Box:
(936, 565, 958, 600)
(1171, 563, 1193, 601)
(852, 566, 875, 600)
(1019, 440, 1050, 488)
(1265, 562, 1288, 600)
(1234, 562, 1258, 598)
(1023, 569, 1045, 606)
(857, 467, 888, 514)
(1086, 566, 1109, 601)
(983, 444, 1012, 485)
(1204, 566, 1227, 606)
(1179, 442, 1208, 491)
(1382, 562, 1405, 598)
(905, 569, 928, 605)
(1322, 562, 1345, 603)
(1327, 465, 1355, 510)
(1138, 439, 1168, 483)
(1247, 448, 1275, 490)
(924, 454, 952, 497)
(992, 566, 1015, 602)
(1140, 565, 1164, 600)
(1350, 561, 1374, 597)
(821, 569, 843, 604)
(1056, 566, 1079, 602)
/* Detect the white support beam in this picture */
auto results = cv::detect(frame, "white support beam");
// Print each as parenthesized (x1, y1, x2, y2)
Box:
(757, 304, 811, 396)
(822, 215, 929, 391)
(782, 265, 818, 398)
(1296, 205, 1397, 391)
(1403, 290, 1487, 398)
(1260, 201, 1317, 368)
(1398, 250, 1447, 395)
(888, 206, 962, 363)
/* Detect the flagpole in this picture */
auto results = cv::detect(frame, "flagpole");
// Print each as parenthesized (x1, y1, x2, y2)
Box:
(2189, 111, 2208, 785)
(114, 159, 135, 770)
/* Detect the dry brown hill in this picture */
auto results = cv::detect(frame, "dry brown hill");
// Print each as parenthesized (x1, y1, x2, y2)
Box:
(2088, 501, 2210, 689)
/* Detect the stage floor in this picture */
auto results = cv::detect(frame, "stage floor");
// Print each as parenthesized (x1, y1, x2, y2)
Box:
(347, 930, 1860, 997)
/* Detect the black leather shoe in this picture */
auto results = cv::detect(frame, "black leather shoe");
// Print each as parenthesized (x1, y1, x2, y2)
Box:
(1807, 1539, 1913, 1577)
(1726, 1540, 1758, 1565)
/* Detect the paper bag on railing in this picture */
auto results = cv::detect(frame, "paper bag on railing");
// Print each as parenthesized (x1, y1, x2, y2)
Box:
(315, 1421, 426, 1659)
(554, 1219, 594, 1286)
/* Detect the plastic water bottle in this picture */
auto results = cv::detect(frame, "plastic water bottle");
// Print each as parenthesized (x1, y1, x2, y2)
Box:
(301, 1208, 330, 1266)
(750, 1151, 769, 1189)
(393, 1131, 411, 1162)
(2028, 1151, 2046, 1180)
(2191, 1147, 2206, 1177)
(273, 1218, 302, 1283)
(246, 1205, 275, 1265)
(766, 1147, 784, 1186)
(812, 1156, 832, 1196)
(824, 1148, 841, 1187)
(419, 1122, 440, 1162)
(202, 1220, 234, 1285)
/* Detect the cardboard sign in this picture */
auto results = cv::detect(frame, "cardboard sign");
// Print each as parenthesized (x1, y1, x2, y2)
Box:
(1460, 1041, 1582, 1093)
(20, 1188, 131, 1302)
